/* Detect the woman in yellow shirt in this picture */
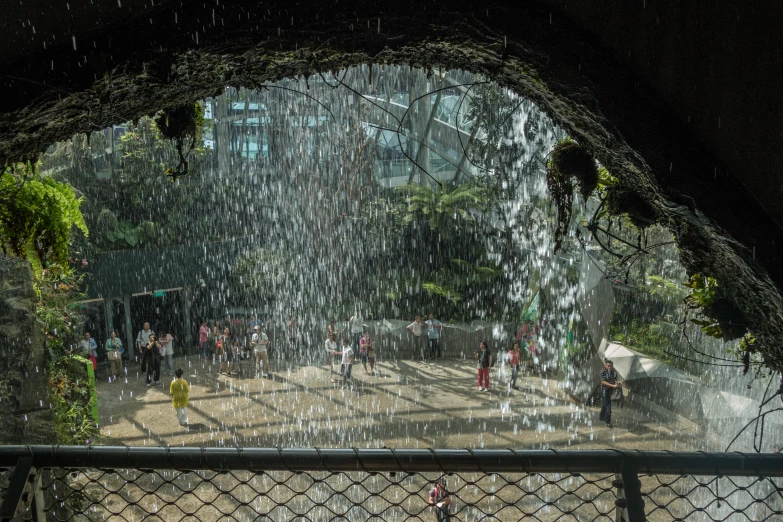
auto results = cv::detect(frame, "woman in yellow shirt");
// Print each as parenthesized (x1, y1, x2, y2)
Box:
(169, 368, 190, 428)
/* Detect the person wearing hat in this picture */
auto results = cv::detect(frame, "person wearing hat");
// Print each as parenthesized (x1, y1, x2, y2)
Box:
(428, 476, 451, 521)
(250, 325, 271, 378)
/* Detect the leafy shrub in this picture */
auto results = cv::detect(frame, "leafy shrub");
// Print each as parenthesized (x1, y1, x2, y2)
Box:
(48, 356, 99, 445)
(0, 163, 88, 273)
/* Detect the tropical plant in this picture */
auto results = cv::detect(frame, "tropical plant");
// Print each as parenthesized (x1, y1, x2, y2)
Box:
(683, 273, 723, 338)
(0, 162, 88, 274)
(545, 139, 598, 251)
(396, 182, 489, 234)
(48, 356, 100, 445)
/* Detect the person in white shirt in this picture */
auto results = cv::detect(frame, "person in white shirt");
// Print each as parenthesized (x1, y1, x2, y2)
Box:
(406, 315, 426, 360)
(159, 332, 175, 376)
(425, 314, 444, 360)
(349, 313, 364, 351)
(325, 332, 339, 381)
(250, 325, 271, 378)
(136, 322, 154, 362)
(332, 339, 354, 389)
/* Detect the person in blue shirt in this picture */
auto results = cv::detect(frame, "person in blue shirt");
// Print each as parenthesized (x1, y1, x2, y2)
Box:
(76, 332, 99, 370)
(425, 314, 443, 360)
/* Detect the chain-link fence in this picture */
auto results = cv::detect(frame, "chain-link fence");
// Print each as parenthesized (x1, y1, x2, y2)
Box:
(0, 447, 781, 521)
(37, 468, 617, 521)
(641, 474, 783, 522)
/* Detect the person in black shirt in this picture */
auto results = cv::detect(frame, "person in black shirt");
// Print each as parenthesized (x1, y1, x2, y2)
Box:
(599, 359, 620, 427)
(475, 340, 493, 392)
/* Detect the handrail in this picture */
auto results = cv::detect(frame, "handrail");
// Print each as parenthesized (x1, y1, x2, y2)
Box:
(1, 446, 781, 476)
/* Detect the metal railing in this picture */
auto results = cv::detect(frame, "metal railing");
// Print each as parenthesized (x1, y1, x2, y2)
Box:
(1, 447, 781, 521)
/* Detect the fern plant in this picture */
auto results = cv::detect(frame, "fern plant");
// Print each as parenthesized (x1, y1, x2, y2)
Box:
(396, 182, 489, 235)
(0, 162, 88, 274)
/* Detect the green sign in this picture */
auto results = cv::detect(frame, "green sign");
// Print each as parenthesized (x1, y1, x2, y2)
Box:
(153, 290, 165, 298)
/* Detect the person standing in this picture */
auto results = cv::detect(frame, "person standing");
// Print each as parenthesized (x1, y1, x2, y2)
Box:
(245, 314, 260, 360)
(349, 312, 364, 351)
(360, 333, 375, 375)
(204, 325, 218, 363)
(143, 334, 163, 387)
(332, 339, 354, 390)
(406, 315, 426, 360)
(78, 332, 98, 370)
(599, 359, 620, 428)
(506, 343, 521, 391)
(218, 328, 232, 375)
(251, 325, 271, 378)
(217, 327, 231, 374)
(428, 477, 451, 522)
(425, 314, 443, 360)
(169, 368, 190, 429)
(199, 321, 209, 361)
(248, 314, 259, 333)
(327, 320, 341, 339)
(325, 332, 339, 380)
(104, 331, 124, 380)
(474, 340, 492, 392)
(159, 331, 175, 376)
(136, 322, 155, 363)
(287, 315, 300, 355)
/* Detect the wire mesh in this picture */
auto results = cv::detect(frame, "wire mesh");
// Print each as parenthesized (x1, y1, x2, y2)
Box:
(36, 468, 618, 521)
(641, 474, 783, 522)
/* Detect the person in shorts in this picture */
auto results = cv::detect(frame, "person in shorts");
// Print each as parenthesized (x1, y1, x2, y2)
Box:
(360, 333, 375, 375)
(251, 325, 271, 378)
(332, 339, 354, 389)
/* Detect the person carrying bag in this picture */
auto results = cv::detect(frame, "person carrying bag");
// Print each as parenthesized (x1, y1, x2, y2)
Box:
(611, 382, 625, 408)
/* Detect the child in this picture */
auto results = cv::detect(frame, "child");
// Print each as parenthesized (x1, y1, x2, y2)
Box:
(506, 343, 521, 391)
(360, 333, 375, 375)
(332, 339, 354, 389)
(169, 368, 190, 428)
(474, 340, 492, 392)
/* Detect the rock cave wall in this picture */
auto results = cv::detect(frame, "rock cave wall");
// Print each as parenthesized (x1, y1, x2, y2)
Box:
(0, 0, 781, 380)
(0, 255, 55, 444)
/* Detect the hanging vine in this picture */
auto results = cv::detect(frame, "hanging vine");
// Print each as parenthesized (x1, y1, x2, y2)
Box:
(545, 139, 598, 251)
(153, 102, 204, 182)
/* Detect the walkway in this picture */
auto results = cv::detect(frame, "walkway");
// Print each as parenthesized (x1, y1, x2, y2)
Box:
(97, 359, 701, 450)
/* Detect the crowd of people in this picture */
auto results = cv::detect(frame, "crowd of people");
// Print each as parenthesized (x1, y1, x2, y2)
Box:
(72, 312, 623, 432)
(73, 313, 547, 392)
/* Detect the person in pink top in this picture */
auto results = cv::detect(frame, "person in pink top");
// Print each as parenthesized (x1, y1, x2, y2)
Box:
(199, 321, 209, 361)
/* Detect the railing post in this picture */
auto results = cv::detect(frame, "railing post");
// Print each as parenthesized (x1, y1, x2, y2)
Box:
(0, 457, 37, 522)
(614, 461, 646, 522)
(32, 472, 46, 522)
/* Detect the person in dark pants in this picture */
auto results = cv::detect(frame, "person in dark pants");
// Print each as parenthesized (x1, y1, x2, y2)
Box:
(144, 335, 163, 387)
(428, 476, 451, 521)
(599, 359, 620, 428)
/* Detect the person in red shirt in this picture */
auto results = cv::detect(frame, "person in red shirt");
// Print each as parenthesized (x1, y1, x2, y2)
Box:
(428, 477, 451, 522)
(506, 342, 522, 391)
